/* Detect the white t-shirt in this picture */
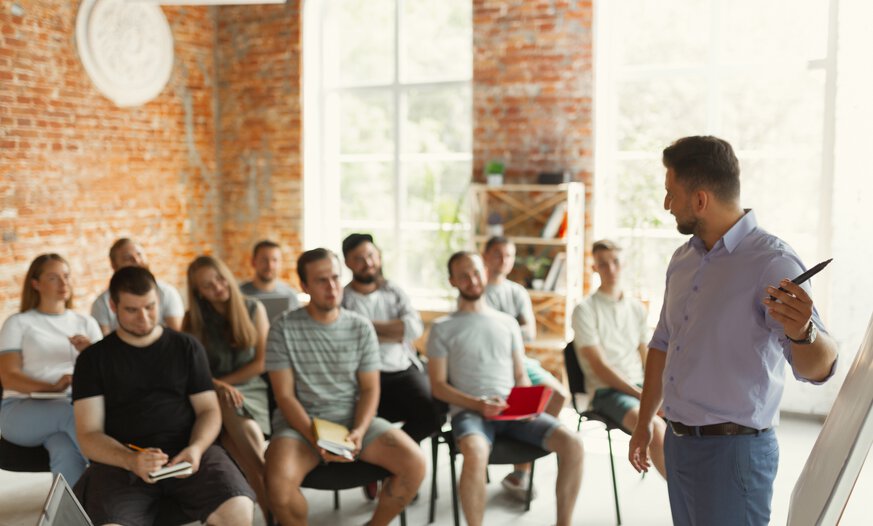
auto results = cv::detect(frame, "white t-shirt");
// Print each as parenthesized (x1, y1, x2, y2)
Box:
(341, 281, 423, 373)
(571, 291, 648, 392)
(0, 309, 103, 398)
(90, 280, 184, 332)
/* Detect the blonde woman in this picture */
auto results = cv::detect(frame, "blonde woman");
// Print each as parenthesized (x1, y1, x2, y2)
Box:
(0, 253, 102, 484)
(183, 255, 270, 520)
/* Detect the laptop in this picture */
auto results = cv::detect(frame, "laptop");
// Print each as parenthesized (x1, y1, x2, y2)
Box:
(36, 474, 93, 526)
(258, 295, 297, 323)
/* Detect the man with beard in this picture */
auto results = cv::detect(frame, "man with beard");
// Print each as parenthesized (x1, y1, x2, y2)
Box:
(427, 251, 583, 526)
(91, 238, 184, 335)
(629, 136, 838, 526)
(341, 233, 441, 445)
(72, 266, 255, 526)
(265, 248, 425, 526)
(240, 240, 301, 308)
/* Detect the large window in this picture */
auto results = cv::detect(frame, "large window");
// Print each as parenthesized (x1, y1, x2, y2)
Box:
(595, 0, 873, 412)
(304, 0, 472, 301)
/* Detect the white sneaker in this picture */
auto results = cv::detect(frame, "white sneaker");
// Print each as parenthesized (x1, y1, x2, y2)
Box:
(501, 471, 537, 502)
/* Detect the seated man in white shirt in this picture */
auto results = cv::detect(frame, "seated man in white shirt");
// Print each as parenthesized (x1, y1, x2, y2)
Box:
(90, 238, 184, 335)
(571, 239, 666, 477)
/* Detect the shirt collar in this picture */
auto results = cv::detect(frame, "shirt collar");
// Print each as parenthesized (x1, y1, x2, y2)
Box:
(690, 208, 757, 254)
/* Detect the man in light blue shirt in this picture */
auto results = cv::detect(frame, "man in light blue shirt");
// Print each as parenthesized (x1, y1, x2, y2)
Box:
(629, 136, 838, 526)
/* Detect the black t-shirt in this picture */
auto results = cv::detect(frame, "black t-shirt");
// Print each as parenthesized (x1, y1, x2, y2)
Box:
(72, 329, 214, 456)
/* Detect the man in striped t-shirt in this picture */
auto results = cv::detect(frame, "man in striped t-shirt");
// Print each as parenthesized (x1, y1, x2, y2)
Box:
(264, 248, 425, 526)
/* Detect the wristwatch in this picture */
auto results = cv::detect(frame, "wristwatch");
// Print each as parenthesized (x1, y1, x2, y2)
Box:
(786, 322, 817, 345)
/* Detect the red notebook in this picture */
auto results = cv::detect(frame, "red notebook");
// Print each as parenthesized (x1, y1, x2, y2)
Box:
(489, 385, 553, 421)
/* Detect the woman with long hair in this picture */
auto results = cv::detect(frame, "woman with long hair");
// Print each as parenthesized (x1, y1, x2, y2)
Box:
(183, 255, 270, 520)
(0, 253, 102, 484)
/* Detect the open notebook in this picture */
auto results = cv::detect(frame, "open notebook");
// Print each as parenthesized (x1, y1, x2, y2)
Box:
(36, 474, 93, 526)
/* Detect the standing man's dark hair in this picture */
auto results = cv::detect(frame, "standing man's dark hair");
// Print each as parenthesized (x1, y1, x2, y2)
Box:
(109, 266, 158, 305)
(662, 136, 741, 202)
(296, 248, 339, 286)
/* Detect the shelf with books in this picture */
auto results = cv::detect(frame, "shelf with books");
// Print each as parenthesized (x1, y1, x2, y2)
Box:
(470, 182, 585, 341)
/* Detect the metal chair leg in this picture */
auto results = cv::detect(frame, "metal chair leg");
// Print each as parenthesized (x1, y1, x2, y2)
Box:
(606, 430, 622, 525)
(333, 489, 340, 511)
(400, 508, 407, 526)
(525, 460, 536, 511)
(429, 434, 439, 523)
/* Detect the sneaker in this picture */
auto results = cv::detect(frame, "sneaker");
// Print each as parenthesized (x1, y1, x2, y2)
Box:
(363, 480, 379, 500)
(501, 471, 537, 502)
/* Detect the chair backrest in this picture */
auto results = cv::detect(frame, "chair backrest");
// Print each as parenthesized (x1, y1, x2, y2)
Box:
(563, 341, 591, 413)
(563, 341, 587, 395)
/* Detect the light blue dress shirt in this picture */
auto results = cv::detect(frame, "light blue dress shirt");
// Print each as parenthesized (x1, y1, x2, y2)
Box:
(650, 210, 834, 430)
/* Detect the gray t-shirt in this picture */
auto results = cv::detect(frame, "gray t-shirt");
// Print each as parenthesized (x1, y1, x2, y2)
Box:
(91, 280, 184, 332)
(265, 308, 380, 427)
(484, 280, 536, 341)
(427, 308, 524, 415)
(341, 281, 423, 373)
(240, 280, 300, 307)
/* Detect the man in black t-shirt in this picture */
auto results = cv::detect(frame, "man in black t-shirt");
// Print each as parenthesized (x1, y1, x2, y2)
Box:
(72, 267, 255, 526)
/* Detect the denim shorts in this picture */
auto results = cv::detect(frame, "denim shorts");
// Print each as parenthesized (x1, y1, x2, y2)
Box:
(451, 410, 560, 450)
(592, 385, 642, 426)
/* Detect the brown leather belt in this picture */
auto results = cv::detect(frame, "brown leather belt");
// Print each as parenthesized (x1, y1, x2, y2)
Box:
(668, 420, 767, 437)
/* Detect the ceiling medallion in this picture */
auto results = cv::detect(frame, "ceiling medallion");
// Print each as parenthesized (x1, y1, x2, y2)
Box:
(76, 0, 174, 107)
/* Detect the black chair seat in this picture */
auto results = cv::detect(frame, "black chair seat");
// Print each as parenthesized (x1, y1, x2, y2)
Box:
(0, 436, 51, 472)
(489, 438, 551, 465)
(301, 461, 391, 490)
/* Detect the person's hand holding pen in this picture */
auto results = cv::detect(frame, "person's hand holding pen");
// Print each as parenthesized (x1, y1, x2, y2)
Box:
(477, 395, 508, 418)
(126, 443, 169, 484)
(764, 279, 815, 340)
(762, 258, 832, 342)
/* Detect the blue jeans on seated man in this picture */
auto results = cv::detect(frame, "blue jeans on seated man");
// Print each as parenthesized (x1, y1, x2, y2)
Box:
(0, 397, 87, 484)
(665, 428, 778, 526)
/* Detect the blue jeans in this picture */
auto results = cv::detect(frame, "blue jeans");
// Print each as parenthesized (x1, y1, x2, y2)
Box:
(665, 427, 778, 526)
(0, 397, 87, 485)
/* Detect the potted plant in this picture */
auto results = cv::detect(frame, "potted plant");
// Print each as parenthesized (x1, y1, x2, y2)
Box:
(485, 160, 505, 186)
(523, 254, 551, 290)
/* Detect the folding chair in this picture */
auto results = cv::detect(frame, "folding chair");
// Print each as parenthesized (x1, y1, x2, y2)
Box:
(429, 422, 550, 526)
(301, 461, 407, 526)
(563, 341, 627, 525)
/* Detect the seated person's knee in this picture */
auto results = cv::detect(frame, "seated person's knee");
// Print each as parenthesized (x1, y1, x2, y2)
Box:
(459, 435, 490, 464)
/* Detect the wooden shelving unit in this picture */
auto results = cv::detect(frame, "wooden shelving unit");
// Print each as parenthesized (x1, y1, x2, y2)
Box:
(470, 183, 585, 341)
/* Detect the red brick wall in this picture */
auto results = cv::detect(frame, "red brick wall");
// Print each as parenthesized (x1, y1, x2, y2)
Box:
(215, 3, 303, 287)
(473, 0, 594, 185)
(473, 0, 595, 375)
(0, 2, 219, 320)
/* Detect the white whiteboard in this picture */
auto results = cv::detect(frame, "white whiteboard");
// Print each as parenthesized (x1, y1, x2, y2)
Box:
(788, 312, 873, 525)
